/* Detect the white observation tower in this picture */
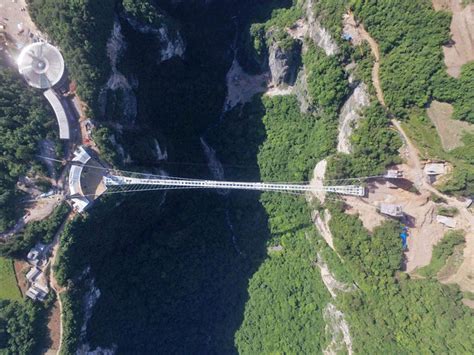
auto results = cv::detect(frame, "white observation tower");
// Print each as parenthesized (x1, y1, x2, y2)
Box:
(17, 42, 65, 89)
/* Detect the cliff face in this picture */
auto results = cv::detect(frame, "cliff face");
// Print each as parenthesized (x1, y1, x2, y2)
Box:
(268, 36, 301, 87)
(337, 83, 370, 153)
(305, 0, 339, 56)
(123, 15, 185, 63)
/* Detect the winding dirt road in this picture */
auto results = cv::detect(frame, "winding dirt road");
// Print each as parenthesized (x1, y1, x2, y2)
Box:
(354, 13, 474, 293)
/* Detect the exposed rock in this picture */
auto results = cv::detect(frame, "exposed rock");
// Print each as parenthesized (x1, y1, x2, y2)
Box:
(287, 19, 308, 41)
(200, 136, 224, 180)
(267, 35, 301, 87)
(310, 159, 327, 203)
(312, 209, 335, 250)
(337, 83, 370, 153)
(293, 68, 312, 113)
(305, 0, 339, 56)
(123, 15, 185, 63)
(99, 19, 138, 123)
(266, 86, 293, 97)
(154, 139, 168, 161)
(75, 276, 117, 355)
(317, 254, 356, 298)
(224, 58, 268, 111)
(76, 344, 117, 355)
(323, 303, 353, 355)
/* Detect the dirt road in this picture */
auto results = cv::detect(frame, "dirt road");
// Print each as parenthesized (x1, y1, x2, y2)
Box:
(350, 12, 474, 292)
(345, 14, 386, 106)
(45, 212, 75, 355)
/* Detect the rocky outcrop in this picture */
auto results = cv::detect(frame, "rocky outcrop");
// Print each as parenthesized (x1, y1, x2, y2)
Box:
(268, 36, 301, 87)
(99, 19, 138, 123)
(317, 254, 356, 297)
(305, 0, 339, 56)
(323, 303, 353, 355)
(224, 58, 268, 111)
(293, 68, 312, 113)
(312, 209, 335, 250)
(337, 83, 370, 153)
(310, 159, 328, 203)
(123, 15, 185, 63)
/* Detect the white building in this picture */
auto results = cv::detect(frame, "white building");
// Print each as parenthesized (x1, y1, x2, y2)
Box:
(384, 170, 403, 179)
(26, 283, 49, 302)
(43, 89, 70, 140)
(424, 163, 446, 176)
(27, 243, 49, 265)
(436, 215, 457, 228)
(379, 204, 404, 218)
(25, 267, 41, 283)
(72, 146, 91, 165)
(17, 42, 65, 89)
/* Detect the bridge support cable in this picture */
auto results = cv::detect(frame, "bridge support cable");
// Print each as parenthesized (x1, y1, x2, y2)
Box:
(103, 175, 366, 197)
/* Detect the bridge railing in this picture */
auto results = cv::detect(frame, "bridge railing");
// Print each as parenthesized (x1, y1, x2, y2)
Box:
(103, 175, 366, 197)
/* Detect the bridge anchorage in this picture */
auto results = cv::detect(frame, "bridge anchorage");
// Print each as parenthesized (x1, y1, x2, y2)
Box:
(103, 174, 366, 197)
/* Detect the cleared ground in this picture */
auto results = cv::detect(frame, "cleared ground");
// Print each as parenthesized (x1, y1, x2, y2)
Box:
(0, 257, 22, 301)
(432, 0, 474, 77)
(427, 101, 474, 151)
(0, 0, 42, 53)
(343, 167, 451, 272)
(13, 259, 28, 297)
(350, 11, 474, 293)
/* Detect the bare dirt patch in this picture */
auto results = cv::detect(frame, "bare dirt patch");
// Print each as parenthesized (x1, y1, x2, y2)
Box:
(0, 0, 43, 51)
(433, 0, 474, 77)
(13, 259, 29, 297)
(225, 59, 268, 111)
(343, 167, 456, 272)
(462, 298, 474, 309)
(427, 100, 474, 151)
(310, 159, 328, 203)
(45, 299, 61, 352)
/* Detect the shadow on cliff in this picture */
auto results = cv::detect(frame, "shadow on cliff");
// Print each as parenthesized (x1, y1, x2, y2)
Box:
(61, 1, 290, 354)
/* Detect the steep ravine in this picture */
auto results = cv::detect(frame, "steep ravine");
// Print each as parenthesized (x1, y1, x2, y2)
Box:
(60, 2, 274, 353)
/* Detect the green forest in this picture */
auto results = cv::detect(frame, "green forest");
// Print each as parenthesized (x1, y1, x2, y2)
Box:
(27, 0, 115, 115)
(0, 67, 56, 232)
(0, 299, 49, 354)
(1, 0, 473, 353)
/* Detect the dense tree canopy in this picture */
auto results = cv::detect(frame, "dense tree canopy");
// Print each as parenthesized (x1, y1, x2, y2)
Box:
(329, 203, 474, 354)
(433, 62, 474, 123)
(352, 0, 451, 114)
(303, 45, 349, 115)
(0, 299, 48, 354)
(0, 68, 56, 232)
(27, 0, 115, 114)
(327, 103, 401, 179)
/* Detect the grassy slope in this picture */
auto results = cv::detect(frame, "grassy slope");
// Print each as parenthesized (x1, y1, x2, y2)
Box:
(0, 257, 21, 301)
(417, 230, 465, 278)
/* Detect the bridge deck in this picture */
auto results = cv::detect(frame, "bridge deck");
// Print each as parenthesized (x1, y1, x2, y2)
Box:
(104, 175, 366, 197)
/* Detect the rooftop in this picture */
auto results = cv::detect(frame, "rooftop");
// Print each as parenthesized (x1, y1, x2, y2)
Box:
(379, 203, 404, 218)
(43, 89, 70, 139)
(17, 42, 65, 89)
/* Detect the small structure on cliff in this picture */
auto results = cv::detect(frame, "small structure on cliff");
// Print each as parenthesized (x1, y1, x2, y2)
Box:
(378, 203, 404, 218)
